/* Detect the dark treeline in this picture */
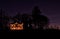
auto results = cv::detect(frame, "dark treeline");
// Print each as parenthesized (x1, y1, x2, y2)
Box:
(1, 6, 58, 32)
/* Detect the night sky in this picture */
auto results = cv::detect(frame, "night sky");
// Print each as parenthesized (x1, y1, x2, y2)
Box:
(0, 0, 60, 25)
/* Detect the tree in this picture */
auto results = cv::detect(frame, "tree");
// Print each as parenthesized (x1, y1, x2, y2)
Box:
(22, 14, 29, 30)
(38, 15, 49, 30)
(32, 6, 49, 30)
(0, 8, 9, 31)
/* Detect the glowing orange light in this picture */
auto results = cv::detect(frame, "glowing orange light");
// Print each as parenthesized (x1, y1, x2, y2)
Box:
(10, 22, 24, 30)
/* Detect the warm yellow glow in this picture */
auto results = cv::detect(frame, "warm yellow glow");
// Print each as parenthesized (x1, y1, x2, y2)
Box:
(10, 22, 24, 30)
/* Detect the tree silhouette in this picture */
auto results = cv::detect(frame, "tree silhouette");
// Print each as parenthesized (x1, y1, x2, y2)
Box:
(32, 6, 49, 31)
(0, 9, 9, 30)
(22, 14, 30, 31)
(0, 9, 9, 31)
(32, 6, 41, 15)
(37, 15, 49, 30)
(2, 15, 9, 31)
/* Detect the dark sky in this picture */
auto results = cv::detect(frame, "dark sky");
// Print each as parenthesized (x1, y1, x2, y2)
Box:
(0, 0, 60, 25)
